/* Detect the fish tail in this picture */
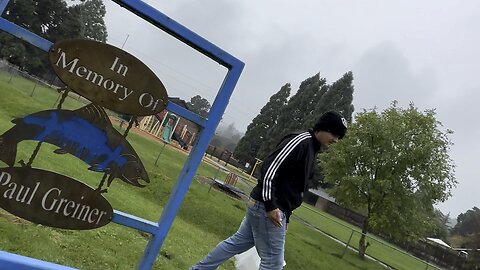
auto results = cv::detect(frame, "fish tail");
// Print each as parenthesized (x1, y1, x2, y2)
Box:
(121, 177, 146, 188)
(0, 137, 17, 167)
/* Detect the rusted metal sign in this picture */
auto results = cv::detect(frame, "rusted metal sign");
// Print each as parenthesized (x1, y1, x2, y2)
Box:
(0, 39, 157, 231)
(49, 39, 168, 116)
(0, 167, 113, 230)
(0, 104, 149, 188)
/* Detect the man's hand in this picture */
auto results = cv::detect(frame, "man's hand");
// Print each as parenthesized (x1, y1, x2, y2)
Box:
(267, 208, 283, 228)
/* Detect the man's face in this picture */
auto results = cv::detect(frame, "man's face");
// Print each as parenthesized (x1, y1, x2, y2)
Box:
(315, 130, 340, 149)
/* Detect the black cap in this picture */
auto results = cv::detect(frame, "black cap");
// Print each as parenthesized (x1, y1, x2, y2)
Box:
(313, 111, 348, 138)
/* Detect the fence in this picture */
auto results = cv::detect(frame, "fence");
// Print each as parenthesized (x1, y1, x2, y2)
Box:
(304, 191, 366, 228)
(205, 144, 244, 169)
(0, 60, 55, 93)
(295, 204, 476, 270)
(0, 60, 134, 126)
(0, 60, 90, 107)
(304, 189, 475, 269)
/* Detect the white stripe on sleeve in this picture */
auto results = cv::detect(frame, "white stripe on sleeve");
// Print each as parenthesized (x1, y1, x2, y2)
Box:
(262, 132, 311, 201)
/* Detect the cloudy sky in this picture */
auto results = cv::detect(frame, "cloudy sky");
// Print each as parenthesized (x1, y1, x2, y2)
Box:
(103, 0, 479, 217)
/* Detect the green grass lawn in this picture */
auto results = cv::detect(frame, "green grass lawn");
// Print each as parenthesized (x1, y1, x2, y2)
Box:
(0, 72, 390, 269)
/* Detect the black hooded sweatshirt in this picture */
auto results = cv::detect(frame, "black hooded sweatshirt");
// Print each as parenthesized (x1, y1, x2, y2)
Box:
(250, 130, 322, 222)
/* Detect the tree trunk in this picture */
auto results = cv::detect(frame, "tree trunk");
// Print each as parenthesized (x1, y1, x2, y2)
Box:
(358, 217, 369, 260)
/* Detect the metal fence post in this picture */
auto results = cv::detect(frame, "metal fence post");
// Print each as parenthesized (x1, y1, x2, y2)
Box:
(208, 166, 221, 193)
(30, 80, 38, 97)
(154, 141, 167, 166)
(341, 229, 355, 258)
(7, 67, 14, 84)
(52, 92, 62, 108)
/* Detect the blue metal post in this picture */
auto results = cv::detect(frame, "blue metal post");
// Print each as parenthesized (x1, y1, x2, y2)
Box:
(0, 18, 52, 51)
(0, 251, 78, 270)
(111, 0, 240, 67)
(137, 64, 243, 269)
(166, 102, 206, 128)
(0, 0, 9, 14)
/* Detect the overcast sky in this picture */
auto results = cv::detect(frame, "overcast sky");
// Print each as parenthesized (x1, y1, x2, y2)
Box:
(103, 0, 479, 218)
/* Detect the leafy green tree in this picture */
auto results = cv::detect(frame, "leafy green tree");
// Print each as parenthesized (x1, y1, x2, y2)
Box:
(0, 0, 68, 74)
(0, 37, 27, 67)
(187, 95, 211, 118)
(450, 208, 480, 251)
(452, 207, 480, 236)
(234, 83, 290, 165)
(425, 209, 449, 240)
(0, 0, 107, 77)
(69, 0, 108, 42)
(319, 103, 456, 259)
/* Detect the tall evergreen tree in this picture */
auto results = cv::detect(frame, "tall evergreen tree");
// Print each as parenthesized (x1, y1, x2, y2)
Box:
(234, 83, 291, 166)
(253, 72, 354, 187)
(304, 71, 355, 129)
(236, 71, 354, 187)
(257, 73, 326, 158)
(306, 72, 355, 189)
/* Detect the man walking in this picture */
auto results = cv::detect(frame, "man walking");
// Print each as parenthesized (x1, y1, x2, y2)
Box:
(190, 111, 348, 270)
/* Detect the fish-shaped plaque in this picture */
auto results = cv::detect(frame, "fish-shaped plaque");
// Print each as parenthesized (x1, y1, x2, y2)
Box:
(0, 104, 149, 187)
(49, 39, 168, 116)
(0, 167, 113, 230)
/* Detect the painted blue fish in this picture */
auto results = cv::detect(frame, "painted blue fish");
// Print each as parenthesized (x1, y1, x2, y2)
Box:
(0, 104, 149, 187)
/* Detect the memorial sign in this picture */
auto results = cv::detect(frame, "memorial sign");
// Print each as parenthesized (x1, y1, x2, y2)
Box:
(0, 38, 166, 230)
(49, 39, 168, 116)
(0, 167, 113, 230)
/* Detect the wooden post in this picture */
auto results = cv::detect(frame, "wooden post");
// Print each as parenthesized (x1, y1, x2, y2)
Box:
(248, 158, 262, 181)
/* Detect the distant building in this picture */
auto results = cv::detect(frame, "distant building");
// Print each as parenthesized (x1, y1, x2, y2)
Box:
(138, 97, 200, 149)
(426, 237, 452, 250)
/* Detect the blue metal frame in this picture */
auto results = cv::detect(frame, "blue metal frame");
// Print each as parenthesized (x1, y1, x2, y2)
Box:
(0, 251, 78, 270)
(0, 0, 244, 269)
(0, 1, 7, 14)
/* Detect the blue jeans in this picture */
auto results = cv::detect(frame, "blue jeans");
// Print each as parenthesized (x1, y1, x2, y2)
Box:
(190, 198, 287, 270)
